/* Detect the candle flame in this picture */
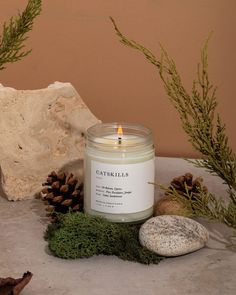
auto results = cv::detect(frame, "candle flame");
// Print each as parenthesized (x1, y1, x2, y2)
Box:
(117, 125, 123, 137)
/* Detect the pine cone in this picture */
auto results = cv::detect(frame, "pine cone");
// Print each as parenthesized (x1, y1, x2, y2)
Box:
(42, 171, 84, 222)
(169, 173, 207, 199)
(155, 173, 208, 217)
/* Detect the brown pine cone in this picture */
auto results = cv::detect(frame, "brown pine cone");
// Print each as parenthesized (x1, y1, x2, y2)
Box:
(154, 173, 208, 217)
(169, 173, 207, 199)
(42, 171, 84, 221)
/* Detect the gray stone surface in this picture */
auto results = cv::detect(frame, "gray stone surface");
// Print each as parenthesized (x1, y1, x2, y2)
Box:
(0, 157, 236, 295)
(139, 215, 209, 256)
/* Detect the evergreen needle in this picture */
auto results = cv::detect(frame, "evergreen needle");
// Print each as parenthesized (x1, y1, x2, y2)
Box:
(110, 17, 236, 231)
(0, 0, 42, 70)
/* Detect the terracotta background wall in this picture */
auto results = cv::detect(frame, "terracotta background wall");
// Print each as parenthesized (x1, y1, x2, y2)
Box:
(0, 0, 235, 157)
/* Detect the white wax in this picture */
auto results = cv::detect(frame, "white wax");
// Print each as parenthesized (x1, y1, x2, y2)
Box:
(93, 134, 140, 146)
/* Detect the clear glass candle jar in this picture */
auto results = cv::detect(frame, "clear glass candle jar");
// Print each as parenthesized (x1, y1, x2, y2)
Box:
(84, 122, 155, 223)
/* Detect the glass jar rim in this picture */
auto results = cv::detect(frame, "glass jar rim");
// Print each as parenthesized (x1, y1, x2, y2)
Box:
(86, 122, 153, 148)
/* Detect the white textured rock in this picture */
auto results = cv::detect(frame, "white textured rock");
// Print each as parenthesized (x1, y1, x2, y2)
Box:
(139, 215, 209, 256)
(0, 82, 100, 200)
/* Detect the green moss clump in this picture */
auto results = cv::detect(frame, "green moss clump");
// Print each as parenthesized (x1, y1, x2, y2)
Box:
(45, 212, 164, 264)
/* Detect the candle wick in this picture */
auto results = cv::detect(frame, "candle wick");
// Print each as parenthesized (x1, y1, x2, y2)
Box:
(118, 137, 122, 145)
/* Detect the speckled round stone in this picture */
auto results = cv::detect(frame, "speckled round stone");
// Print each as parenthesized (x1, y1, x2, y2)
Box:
(139, 215, 209, 257)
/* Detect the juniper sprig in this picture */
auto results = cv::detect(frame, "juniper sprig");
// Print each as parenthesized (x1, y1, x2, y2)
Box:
(110, 17, 236, 230)
(0, 0, 41, 70)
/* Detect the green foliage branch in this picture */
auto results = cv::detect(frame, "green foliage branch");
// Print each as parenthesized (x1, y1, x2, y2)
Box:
(45, 212, 164, 264)
(158, 183, 236, 230)
(110, 17, 236, 230)
(0, 0, 41, 70)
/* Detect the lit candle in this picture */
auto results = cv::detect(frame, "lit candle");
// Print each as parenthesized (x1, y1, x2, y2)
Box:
(84, 122, 155, 223)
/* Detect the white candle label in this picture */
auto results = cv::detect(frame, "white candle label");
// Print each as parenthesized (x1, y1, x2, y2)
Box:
(91, 159, 155, 214)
